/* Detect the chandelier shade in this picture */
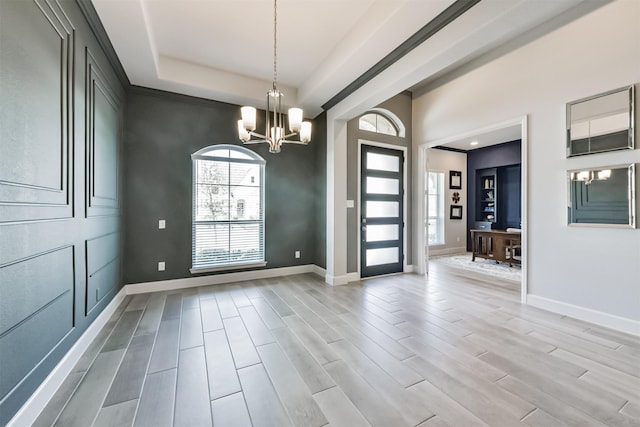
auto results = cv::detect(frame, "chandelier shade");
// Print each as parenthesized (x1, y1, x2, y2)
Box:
(238, 0, 311, 153)
(571, 169, 612, 185)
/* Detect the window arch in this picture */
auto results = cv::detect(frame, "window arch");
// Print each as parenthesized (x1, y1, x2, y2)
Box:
(358, 108, 406, 138)
(191, 144, 266, 271)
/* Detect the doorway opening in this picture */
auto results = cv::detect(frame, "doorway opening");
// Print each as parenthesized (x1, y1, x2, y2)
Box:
(419, 117, 528, 302)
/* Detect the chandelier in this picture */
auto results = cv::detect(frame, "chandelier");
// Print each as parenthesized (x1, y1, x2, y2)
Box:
(237, 0, 311, 153)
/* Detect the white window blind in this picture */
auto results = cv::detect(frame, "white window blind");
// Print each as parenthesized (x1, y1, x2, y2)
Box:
(192, 145, 265, 270)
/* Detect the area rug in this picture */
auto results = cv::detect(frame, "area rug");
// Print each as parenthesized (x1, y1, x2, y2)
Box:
(430, 253, 521, 282)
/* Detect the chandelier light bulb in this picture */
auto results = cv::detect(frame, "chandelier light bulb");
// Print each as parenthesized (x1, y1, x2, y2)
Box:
(241, 106, 256, 131)
(238, 120, 250, 142)
(597, 169, 611, 180)
(300, 121, 312, 143)
(288, 108, 303, 132)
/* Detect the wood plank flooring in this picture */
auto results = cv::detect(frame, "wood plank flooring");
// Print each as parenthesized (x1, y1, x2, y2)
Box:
(33, 265, 640, 426)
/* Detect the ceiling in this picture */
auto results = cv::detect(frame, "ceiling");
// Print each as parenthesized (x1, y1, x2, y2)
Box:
(435, 125, 522, 151)
(92, 0, 597, 119)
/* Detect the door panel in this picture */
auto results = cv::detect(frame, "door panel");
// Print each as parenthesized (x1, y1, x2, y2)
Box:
(361, 145, 404, 277)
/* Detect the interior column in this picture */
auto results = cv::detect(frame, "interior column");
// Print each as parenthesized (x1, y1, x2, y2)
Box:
(325, 116, 349, 285)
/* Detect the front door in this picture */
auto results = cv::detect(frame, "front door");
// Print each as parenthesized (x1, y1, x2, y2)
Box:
(360, 145, 404, 277)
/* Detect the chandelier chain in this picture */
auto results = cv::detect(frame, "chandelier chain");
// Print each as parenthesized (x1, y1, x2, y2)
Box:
(273, 0, 277, 89)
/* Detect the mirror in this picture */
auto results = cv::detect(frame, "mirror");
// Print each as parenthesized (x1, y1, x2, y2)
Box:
(568, 164, 636, 228)
(567, 85, 634, 157)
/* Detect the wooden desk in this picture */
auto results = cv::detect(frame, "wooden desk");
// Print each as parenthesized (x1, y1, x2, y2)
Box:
(470, 229, 521, 267)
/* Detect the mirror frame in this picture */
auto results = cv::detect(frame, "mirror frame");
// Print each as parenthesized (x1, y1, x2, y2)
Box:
(567, 163, 636, 228)
(566, 85, 635, 157)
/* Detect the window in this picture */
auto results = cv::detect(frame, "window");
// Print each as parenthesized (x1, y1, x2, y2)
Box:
(191, 145, 265, 271)
(359, 113, 398, 136)
(427, 171, 445, 245)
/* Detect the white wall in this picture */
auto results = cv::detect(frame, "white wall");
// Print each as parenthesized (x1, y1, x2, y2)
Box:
(413, 0, 640, 324)
(427, 149, 467, 256)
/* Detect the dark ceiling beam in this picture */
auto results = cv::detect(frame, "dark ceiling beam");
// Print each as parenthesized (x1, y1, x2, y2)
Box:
(321, 0, 482, 112)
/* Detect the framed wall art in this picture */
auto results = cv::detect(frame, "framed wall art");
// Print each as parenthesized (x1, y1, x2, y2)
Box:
(450, 205, 463, 220)
(449, 170, 462, 189)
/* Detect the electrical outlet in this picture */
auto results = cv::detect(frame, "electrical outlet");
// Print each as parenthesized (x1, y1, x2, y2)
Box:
(457, 237, 461, 242)
(159, 219, 166, 229)
(158, 261, 165, 271)
(295, 250, 301, 259)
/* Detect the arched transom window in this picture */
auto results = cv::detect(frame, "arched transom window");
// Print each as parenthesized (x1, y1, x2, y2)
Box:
(358, 108, 406, 138)
(191, 145, 265, 271)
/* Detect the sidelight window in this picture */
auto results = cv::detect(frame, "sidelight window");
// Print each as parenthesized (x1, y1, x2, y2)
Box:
(427, 171, 445, 245)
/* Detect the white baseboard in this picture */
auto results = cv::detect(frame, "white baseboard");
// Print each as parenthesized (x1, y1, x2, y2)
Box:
(346, 272, 360, 282)
(327, 268, 418, 285)
(312, 264, 326, 277)
(527, 294, 640, 337)
(428, 246, 467, 257)
(7, 287, 128, 427)
(325, 273, 348, 286)
(325, 272, 359, 286)
(126, 264, 322, 295)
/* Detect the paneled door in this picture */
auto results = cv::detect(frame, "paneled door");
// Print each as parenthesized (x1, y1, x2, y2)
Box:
(360, 145, 404, 277)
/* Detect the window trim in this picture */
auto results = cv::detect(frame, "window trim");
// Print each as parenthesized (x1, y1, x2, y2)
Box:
(190, 144, 266, 272)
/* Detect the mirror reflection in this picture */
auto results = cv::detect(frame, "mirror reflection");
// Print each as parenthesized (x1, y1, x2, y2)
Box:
(567, 85, 634, 157)
(568, 164, 636, 227)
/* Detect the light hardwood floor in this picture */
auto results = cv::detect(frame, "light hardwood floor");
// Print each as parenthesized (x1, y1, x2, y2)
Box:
(34, 265, 640, 426)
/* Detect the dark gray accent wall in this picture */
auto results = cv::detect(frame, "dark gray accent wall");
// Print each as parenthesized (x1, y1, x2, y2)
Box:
(0, 0, 125, 423)
(346, 92, 413, 273)
(124, 88, 322, 284)
(466, 140, 521, 249)
(497, 164, 522, 230)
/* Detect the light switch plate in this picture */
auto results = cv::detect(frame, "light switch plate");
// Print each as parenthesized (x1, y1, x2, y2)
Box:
(159, 219, 166, 229)
(346, 200, 355, 208)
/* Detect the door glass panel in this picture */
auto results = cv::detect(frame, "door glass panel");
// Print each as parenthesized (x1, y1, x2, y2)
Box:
(366, 152, 399, 172)
(366, 247, 398, 266)
(366, 177, 399, 195)
(366, 224, 398, 242)
(366, 201, 399, 218)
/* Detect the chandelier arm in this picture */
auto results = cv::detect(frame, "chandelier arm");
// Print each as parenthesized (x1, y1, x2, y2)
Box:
(281, 139, 309, 145)
(248, 131, 268, 140)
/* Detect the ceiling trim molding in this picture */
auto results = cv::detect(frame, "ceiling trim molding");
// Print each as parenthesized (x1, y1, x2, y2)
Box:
(128, 84, 242, 109)
(75, 0, 130, 87)
(321, 0, 481, 112)
(432, 146, 468, 154)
